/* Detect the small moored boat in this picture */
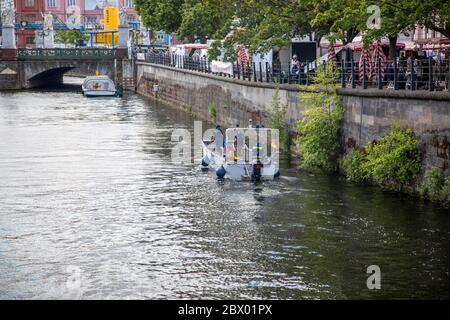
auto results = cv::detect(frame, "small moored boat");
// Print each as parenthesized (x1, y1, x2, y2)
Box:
(82, 76, 117, 97)
(201, 125, 280, 181)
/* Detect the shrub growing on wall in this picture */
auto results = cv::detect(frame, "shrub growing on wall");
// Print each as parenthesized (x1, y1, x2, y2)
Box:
(268, 86, 289, 151)
(341, 149, 368, 183)
(364, 127, 421, 191)
(420, 167, 450, 206)
(342, 127, 422, 192)
(295, 62, 343, 173)
(208, 102, 217, 122)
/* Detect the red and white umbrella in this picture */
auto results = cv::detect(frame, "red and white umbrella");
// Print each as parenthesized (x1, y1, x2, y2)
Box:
(359, 48, 372, 82)
(372, 40, 386, 82)
(237, 46, 250, 66)
(328, 44, 337, 64)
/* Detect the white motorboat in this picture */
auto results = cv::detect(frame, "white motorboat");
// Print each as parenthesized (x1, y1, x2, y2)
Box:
(201, 126, 280, 181)
(82, 76, 117, 97)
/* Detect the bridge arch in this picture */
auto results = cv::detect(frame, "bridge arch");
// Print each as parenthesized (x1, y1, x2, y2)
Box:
(28, 67, 75, 88)
(18, 48, 119, 88)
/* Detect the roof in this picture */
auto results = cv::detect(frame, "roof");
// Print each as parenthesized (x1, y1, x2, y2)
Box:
(84, 76, 112, 80)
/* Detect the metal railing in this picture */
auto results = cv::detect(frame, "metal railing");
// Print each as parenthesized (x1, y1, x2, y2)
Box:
(17, 48, 117, 60)
(141, 52, 450, 92)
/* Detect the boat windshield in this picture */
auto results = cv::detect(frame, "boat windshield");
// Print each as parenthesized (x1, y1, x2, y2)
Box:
(224, 128, 279, 165)
(84, 80, 114, 91)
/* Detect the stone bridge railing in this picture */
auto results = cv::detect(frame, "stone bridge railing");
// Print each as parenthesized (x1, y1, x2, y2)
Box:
(16, 48, 118, 60)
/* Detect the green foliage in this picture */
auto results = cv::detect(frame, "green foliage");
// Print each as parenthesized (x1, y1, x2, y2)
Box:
(55, 30, 89, 45)
(420, 167, 450, 205)
(343, 127, 422, 191)
(364, 127, 421, 191)
(207, 41, 222, 63)
(268, 87, 289, 151)
(207, 41, 236, 63)
(177, 0, 234, 42)
(134, 0, 183, 34)
(442, 178, 450, 205)
(136, 0, 450, 53)
(208, 102, 217, 122)
(295, 62, 343, 173)
(341, 149, 368, 183)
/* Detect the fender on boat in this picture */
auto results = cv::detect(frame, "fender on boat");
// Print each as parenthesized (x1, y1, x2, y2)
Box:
(216, 166, 226, 179)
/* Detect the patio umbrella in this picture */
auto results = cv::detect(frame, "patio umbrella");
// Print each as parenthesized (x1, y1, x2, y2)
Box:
(372, 40, 386, 82)
(359, 48, 372, 82)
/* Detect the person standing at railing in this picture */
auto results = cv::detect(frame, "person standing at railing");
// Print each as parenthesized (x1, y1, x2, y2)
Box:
(291, 55, 300, 74)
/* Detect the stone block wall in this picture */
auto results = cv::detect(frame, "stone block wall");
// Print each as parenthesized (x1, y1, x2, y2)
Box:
(136, 62, 450, 175)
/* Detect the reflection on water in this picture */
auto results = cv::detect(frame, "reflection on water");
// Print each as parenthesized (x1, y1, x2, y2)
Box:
(0, 88, 449, 299)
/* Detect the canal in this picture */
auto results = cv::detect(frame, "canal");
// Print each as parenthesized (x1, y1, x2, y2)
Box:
(0, 82, 449, 299)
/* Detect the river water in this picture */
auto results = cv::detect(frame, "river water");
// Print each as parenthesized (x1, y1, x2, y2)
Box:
(0, 83, 449, 299)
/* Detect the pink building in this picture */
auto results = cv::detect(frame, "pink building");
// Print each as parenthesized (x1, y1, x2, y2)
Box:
(43, 0, 138, 27)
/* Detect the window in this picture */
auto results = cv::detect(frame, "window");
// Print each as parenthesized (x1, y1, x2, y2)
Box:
(47, 0, 56, 7)
(125, 0, 133, 8)
(87, 16, 97, 25)
(26, 37, 35, 44)
(68, 0, 76, 6)
(25, 15, 36, 22)
(25, 0, 35, 7)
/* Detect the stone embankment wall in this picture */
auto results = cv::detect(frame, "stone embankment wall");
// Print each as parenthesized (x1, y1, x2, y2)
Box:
(122, 62, 450, 175)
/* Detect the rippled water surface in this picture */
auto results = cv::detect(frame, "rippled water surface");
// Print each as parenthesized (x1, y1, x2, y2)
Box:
(0, 86, 449, 299)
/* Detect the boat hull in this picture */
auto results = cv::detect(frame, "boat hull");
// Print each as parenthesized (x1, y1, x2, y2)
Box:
(202, 141, 277, 181)
(83, 90, 117, 97)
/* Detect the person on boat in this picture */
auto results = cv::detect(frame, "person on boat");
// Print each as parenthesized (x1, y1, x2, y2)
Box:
(214, 125, 224, 151)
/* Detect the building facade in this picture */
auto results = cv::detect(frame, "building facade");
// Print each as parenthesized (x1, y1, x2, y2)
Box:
(15, 0, 45, 48)
(11, 0, 138, 48)
(43, 0, 137, 26)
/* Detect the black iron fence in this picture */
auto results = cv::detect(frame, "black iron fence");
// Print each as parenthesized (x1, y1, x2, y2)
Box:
(141, 52, 450, 92)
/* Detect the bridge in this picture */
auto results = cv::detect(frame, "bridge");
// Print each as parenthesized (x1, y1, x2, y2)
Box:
(0, 48, 131, 89)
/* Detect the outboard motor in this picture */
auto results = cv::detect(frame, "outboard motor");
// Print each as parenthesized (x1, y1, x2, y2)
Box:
(116, 84, 123, 97)
(252, 161, 263, 182)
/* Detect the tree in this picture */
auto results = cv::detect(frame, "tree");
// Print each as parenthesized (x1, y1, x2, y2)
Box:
(228, 0, 324, 53)
(55, 30, 89, 45)
(134, 0, 184, 33)
(311, 0, 366, 45)
(177, 0, 235, 42)
(380, 0, 450, 38)
(361, 1, 417, 58)
(295, 62, 344, 173)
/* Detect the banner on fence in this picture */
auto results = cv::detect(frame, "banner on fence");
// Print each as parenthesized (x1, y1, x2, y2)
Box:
(137, 53, 145, 61)
(210, 61, 234, 75)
